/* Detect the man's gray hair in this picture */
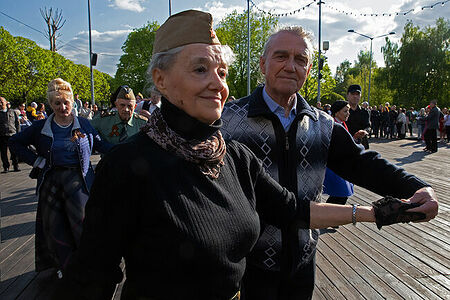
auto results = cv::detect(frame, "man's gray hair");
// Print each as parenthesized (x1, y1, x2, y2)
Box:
(262, 26, 315, 66)
(146, 44, 235, 88)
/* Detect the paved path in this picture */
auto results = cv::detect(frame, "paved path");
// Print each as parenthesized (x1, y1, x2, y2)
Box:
(1, 138, 449, 299)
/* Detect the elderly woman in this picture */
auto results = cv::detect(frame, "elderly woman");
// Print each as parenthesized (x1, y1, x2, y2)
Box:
(9, 78, 112, 276)
(59, 11, 436, 300)
(323, 100, 354, 206)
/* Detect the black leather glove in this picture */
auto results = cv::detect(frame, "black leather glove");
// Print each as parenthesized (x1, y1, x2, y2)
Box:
(372, 196, 426, 229)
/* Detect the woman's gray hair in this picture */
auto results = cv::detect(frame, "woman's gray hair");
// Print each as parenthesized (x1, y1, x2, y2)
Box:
(146, 44, 235, 89)
(262, 26, 315, 66)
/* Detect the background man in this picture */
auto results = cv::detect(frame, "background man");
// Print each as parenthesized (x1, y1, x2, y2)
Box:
(73, 94, 83, 116)
(90, 86, 147, 144)
(0, 96, 20, 173)
(423, 100, 440, 153)
(346, 84, 371, 149)
(221, 27, 437, 300)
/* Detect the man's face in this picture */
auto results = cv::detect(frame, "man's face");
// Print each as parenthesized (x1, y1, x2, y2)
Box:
(115, 98, 136, 121)
(260, 32, 312, 100)
(429, 102, 436, 108)
(346, 91, 361, 106)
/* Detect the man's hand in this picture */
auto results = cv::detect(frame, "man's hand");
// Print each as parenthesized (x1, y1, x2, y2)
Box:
(406, 187, 439, 222)
(353, 130, 368, 139)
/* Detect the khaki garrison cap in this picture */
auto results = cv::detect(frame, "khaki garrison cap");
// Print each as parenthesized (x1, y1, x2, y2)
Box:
(116, 86, 136, 101)
(153, 10, 221, 55)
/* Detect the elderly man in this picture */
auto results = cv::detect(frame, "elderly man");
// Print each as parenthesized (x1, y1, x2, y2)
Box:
(90, 86, 147, 144)
(423, 100, 440, 153)
(346, 84, 371, 149)
(221, 27, 438, 300)
(0, 96, 20, 173)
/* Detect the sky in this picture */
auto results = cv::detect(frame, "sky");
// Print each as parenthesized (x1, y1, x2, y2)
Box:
(0, 0, 448, 77)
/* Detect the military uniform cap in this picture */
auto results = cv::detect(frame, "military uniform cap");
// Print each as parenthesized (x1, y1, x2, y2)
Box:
(117, 86, 136, 100)
(153, 10, 221, 55)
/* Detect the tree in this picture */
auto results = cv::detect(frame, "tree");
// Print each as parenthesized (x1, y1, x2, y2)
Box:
(0, 27, 112, 106)
(40, 7, 66, 52)
(301, 53, 340, 104)
(113, 22, 159, 95)
(381, 19, 449, 108)
(215, 10, 278, 98)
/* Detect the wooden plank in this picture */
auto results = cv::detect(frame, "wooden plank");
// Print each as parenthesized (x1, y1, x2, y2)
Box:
(337, 226, 443, 299)
(314, 257, 347, 299)
(318, 234, 384, 299)
(315, 249, 362, 300)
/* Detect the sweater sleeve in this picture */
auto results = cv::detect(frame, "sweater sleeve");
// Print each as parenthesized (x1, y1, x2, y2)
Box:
(59, 154, 136, 299)
(234, 142, 310, 229)
(327, 124, 429, 199)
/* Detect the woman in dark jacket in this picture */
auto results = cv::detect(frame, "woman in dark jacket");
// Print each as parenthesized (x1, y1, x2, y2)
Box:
(9, 78, 112, 276)
(58, 10, 436, 300)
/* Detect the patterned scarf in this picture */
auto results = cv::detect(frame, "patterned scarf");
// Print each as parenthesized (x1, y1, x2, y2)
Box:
(141, 108, 226, 179)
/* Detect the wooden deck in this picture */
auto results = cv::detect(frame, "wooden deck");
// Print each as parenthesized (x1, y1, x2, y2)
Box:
(1, 138, 449, 299)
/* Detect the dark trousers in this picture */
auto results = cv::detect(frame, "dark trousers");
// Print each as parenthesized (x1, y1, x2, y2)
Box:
(446, 126, 450, 142)
(408, 123, 413, 136)
(241, 257, 316, 300)
(424, 128, 438, 152)
(371, 123, 380, 138)
(326, 196, 348, 205)
(0, 135, 18, 170)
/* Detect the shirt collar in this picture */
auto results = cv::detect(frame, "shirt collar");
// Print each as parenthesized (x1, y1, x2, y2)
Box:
(115, 112, 135, 126)
(262, 87, 297, 116)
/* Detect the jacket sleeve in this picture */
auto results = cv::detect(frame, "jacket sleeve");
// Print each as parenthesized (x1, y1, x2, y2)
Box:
(327, 123, 429, 199)
(81, 118, 113, 154)
(8, 123, 39, 166)
(14, 110, 20, 133)
(58, 155, 135, 299)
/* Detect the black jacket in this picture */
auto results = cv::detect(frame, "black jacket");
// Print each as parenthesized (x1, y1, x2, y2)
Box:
(0, 109, 20, 136)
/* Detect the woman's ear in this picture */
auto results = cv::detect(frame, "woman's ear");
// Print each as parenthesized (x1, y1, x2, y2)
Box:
(152, 68, 166, 95)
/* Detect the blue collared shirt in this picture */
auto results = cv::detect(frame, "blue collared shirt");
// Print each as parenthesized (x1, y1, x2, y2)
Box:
(262, 87, 297, 131)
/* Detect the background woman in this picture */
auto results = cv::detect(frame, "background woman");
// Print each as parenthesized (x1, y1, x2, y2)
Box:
(323, 100, 354, 206)
(9, 78, 112, 276)
(59, 10, 436, 300)
(36, 103, 48, 120)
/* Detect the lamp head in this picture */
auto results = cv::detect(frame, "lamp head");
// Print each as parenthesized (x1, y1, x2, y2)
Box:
(348, 29, 355, 33)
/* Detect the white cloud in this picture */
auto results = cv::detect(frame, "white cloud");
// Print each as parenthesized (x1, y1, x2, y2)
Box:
(58, 29, 132, 75)
(199, 1, 245, 23)
(108, 0, 146, 13)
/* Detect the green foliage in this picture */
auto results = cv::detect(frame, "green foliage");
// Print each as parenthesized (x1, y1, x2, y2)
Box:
(0, 26, 112, 107)
(113, 21, 159, 96)
(215, 10, 278, 98)
(381, 18, 449, 108)
(301, 53, 339, 104)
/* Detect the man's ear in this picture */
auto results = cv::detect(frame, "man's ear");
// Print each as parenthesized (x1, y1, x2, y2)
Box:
(306, 63, 312, 77)
(152, 68, 166, 95)
(259, 56, 266, 76)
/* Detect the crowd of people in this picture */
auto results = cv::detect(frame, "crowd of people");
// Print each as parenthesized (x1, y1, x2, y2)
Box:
(0, 9, 441, 300)
(314, 98, 448, 153)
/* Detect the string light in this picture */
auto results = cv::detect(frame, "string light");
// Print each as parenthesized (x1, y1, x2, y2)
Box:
(250, 0, 317, 17)
(326, 0, 449, 18)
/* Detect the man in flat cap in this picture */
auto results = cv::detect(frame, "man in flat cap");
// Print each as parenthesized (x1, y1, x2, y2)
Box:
(221, 26, 437, 300)
(90, 85, 147, 145)
(346, 84, 371, 149)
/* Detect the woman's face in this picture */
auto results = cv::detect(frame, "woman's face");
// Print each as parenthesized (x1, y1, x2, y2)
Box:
(335, 104, 350, 122)
(154, 44, 229, 124)
(50, 93, 73, 119)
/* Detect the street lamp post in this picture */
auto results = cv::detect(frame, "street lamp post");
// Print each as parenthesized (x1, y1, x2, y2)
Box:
(347, 29, 395, 104)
